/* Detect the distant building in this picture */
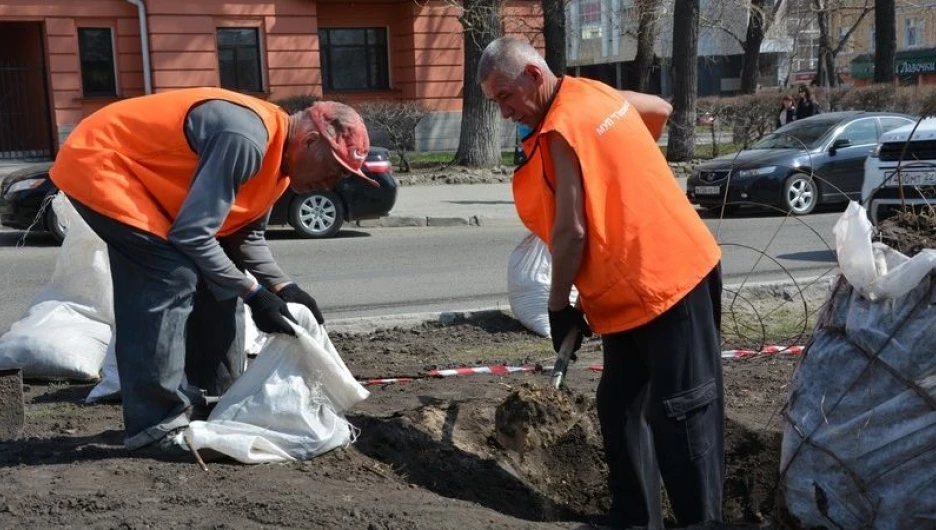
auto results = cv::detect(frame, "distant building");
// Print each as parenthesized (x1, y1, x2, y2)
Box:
(564, 0, 793, 97)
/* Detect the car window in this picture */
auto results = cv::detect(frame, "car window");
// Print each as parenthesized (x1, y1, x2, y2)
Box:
(879, 117, 914, 134)
(751, 121, 835, 149)
(838, 118, 878, 146)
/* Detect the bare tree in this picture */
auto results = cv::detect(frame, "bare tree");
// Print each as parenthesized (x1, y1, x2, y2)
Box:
(666, 0, 700, 162)
(634, 0, 662, 92)
(358, 101, 429, 173)
(699, 0, 784, 94)
(739, 0, 785, 93)
(812, 0, 872, 87)
(455, 0, 505, 167)
(873, 0, 896, 83)
(541, 0, 566, 74)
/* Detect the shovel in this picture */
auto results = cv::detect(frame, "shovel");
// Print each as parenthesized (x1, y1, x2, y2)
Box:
(550, 329, 582, 389)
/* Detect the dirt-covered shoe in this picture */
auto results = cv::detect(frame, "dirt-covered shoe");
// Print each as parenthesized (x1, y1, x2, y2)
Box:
(130, 429, 193, 462)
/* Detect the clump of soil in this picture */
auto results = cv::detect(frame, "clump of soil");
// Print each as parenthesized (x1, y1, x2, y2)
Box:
(876, 207, 936, 256)
(494, 383, 589, 453)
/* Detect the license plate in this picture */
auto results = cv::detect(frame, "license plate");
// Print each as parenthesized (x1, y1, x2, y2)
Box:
(695, 185, 721, 195)
(885, 170, 936, 187)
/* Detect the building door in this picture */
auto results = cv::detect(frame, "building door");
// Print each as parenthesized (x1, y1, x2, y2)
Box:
(0, 22, 54, 161)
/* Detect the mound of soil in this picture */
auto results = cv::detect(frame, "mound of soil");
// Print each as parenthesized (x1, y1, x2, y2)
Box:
(876, 207, 936, 257)
(0, 314, 796, 529)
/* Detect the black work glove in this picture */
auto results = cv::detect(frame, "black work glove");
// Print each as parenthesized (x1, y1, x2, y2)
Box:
(548, 305, 593, 355)
(245, 287, 297, 336)
(276, 283, 324, 324)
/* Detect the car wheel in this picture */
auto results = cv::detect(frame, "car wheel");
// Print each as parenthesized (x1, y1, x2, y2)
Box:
(781, 173, 818, 215)
(288, 191, 345, 239)
(45, 200, 67, 245)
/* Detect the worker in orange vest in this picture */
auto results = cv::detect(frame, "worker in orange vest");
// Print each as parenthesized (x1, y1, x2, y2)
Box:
(479, 37, 724, 528)
(50, 88, 373, 460)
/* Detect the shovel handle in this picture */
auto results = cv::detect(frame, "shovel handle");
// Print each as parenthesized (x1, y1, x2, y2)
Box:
(550, 329, 580, 389)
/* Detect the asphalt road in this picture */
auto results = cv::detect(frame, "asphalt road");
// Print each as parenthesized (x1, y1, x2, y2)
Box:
(0, 208, 843, 333)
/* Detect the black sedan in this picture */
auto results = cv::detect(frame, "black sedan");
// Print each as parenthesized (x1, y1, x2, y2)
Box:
(0, 147, 398, 243)
(686, 112, 915, 215)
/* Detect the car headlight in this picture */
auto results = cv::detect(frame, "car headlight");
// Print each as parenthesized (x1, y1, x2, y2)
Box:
(870, 143, 883, 158)
(5, 178, 45, 195)
(734, 166, 777, 178)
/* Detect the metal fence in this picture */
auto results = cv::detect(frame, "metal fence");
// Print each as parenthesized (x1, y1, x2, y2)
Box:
(0, 61, 53, 161)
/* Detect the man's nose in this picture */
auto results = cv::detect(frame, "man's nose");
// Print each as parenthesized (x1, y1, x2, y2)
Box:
(499, 102, 512, 119)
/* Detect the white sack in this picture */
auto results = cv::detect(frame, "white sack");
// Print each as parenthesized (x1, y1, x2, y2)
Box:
(507, 232, 577, 337)
(183, 303, 369, 463)
(0, 194, 113, 381)
(780, 202, 936, 529)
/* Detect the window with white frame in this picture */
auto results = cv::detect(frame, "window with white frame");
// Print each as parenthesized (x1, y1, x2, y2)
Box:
(838, 27, 853, 54)
(77, 27, 117, 97)
(868, 25, 875, 52)
(579, 0, 602, 40)
(905, 18, 924, 48)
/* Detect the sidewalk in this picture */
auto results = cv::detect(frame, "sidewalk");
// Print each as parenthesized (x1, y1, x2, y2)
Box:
(356, 176, 689, 229)
(356, 182, 523, 228)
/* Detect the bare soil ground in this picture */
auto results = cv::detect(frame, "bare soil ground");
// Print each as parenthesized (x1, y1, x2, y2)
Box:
(1, 313, 798, 530)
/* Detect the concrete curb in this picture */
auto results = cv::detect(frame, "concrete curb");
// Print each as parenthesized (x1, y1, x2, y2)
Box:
(354, 215, 520, 229)
(326, 275, 837, 335)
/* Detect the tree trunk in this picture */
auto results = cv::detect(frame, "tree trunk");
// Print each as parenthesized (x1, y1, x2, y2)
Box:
(813, 1, 836, 87)
(541, 0, 566, 75)
(455, 0, 504, 168)
(666, 0, 699, 162)
(739, 0, 768, 94)
(634, 0, 659, 93)
(873, 0, 896, 83)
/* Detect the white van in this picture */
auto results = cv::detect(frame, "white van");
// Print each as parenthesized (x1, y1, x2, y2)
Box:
(862, 117, 936, 225)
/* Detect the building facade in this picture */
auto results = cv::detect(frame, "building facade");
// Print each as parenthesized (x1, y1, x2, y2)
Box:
(0, 0, 541, 160)
(839, 0, 936, 86)
(564, 0, 792, 97)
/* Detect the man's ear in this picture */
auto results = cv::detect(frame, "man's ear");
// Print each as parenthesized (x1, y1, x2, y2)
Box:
(303, 130, 321, 149)
(524, 64, 544, 85)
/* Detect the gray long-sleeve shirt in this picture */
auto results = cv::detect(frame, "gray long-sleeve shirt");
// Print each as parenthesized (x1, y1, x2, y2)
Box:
(166, 99, 291, 300)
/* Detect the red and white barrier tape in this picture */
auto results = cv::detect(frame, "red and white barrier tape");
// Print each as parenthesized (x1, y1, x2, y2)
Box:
(360, 346, 806, 385)
(426, 365, 537, 377)
(721, 344, 805, 358)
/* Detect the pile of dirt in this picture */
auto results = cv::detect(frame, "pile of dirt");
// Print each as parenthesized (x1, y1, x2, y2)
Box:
(876, 207, 936, 256)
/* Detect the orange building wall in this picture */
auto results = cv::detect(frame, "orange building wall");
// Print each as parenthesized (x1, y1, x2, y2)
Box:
(144, 0, 320, 98)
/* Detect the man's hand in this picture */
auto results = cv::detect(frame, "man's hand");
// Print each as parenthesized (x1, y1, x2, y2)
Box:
(276, 283, 324, 324)
(245, 287, 298, 335)
(548, 305, 592, 354)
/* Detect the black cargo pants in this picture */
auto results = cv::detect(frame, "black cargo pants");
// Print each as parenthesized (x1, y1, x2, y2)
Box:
(596, 264, 724, 529)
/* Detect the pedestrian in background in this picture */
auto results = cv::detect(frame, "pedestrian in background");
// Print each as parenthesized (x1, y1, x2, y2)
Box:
(777, 94, 796, 128)
(479, 36, 724, 529)
(795, 84, 819, 119)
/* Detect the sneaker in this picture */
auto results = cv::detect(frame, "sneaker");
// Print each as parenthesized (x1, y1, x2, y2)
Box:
(130, 429, 194, 463)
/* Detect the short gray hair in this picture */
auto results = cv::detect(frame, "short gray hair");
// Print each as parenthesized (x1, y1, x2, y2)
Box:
(478, 37, 549, 83)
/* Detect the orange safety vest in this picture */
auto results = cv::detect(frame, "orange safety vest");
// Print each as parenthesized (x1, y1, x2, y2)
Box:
(513, 77, 721, 334)
(50, 87, 290, 239)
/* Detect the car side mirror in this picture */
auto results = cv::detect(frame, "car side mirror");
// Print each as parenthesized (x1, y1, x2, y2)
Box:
(830, 138, 852, 152)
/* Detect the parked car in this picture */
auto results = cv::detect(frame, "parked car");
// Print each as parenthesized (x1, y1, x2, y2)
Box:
(862, 117, 936, 226)
(268, 147, 398, 238)
(0, 147, 398, 243)
(686, 112, 915, 215)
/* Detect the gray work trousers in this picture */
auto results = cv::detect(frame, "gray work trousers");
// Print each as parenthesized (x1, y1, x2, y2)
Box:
(597, 264, 724, 529)
(71, 199, 245, 450)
